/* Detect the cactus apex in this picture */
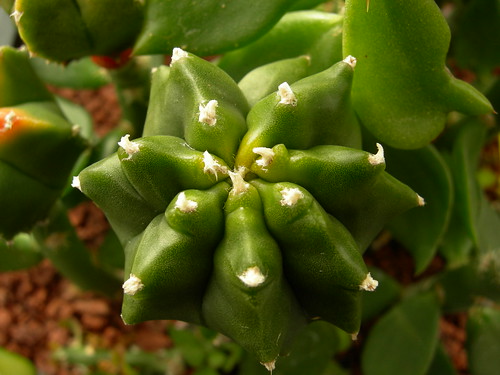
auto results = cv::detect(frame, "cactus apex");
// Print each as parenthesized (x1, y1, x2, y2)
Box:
(71, 176, 81, 191)
(122, 274, 145, 296)
(359, 272, 378, 291)
(175, 192, 198, 213)
(199, 100, 218, 126)
(171, 47, 189, 64)
(343, 55, 357, 68)
(280, 187, 304, 206)
(118, 134, 140, 160)
(277, 82, 297, 106)
(253, 147, 274, 169)
(238, 266, 266, 287)
(228, 167, 249, 195)
(368, 143, 385, 165)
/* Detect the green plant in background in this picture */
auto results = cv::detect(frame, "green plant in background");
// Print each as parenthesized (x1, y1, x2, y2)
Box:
(0, 0, 499, 374)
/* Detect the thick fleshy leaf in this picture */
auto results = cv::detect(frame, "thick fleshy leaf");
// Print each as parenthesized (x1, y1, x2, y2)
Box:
(0, 46, 54, 107)
(452, 0, 500, 73)
(385, 145, 453, 274)
(33, 203, 121, 296)
(427, 344, 458, 375)
(361, 267, 401, 322)
(0, 233, 43, 271)
(218, 10, 343, 81)
(0, 348, 35, 375)
(133, 0, 297, 56)
(362, 292, 440, 375)
(466, 306, 500, 375)
(343, 0, 493, 149)
(30, 56, 111, 89)
(15, 0, 144, 62)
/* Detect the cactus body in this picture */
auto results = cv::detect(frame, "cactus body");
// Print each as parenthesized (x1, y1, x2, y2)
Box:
(77, 48, 423, 368)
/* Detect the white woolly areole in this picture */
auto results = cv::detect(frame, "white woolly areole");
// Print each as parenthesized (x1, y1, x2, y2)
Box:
(118, 134, 140, 159)
(238, 266, 266, 287)
(71, 176, 81, 191)
(280, 187, 304, 206)
(359, 272, 378, 291)
(343, 55, 357, 68)
(368, 143, 385, 165)
(198, 100, 218, 126)
(175, 192, 198, 213)
(171, 47, 189, 64)
(253, 147, 275, 169)
(261, 359, 276, 372)
(122, 274, 145, 296)
(2, 110, 16, 131)
(229, 169, 249, 195)
(351, 332, 359, 341)
(417, 194, 426, 206)
(202, 151, 227, 179)
(278, 82, 297, 106)
(10, 10, 23, 23)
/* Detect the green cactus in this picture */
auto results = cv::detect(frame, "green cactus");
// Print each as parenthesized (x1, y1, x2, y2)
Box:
(76, 48, 422, 368)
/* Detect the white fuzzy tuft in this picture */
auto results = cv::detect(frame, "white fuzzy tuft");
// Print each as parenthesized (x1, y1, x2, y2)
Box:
(10, 10, 23, 23)
(417, 194, 426, 206)
(171, 47, 189, 64)
(175, 192, 198, 213)
(343, 55, 357, 68)
(280, 187, 304, 206)
(199, 100, 218, 126)
(253, 147, 275, 169)
(238, 266, 266, 287)
(202, 151, 227, 179)
(368, 143, 385, 165)
(261, 359, 276, 372)
(359, 273, 378, 291)
(277, 82, 297, 106)
(228, 168, 249, 195)
(122, 274, 145, 296)
(71, 176, 81, 191)
(118, 134, 140, 160)
(1, 110, 16, 131)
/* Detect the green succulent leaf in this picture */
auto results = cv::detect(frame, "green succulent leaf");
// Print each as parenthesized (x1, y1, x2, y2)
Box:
(218, 10, 343, 81)
(0, 233, 43, 271)
(15, 0, 144, 62)
(362, 292, 441, 375)
(361, 267, 401, 322)
(452, 0, 500, 73)
(0, 348, 36, 375)
(466, 306, 500, 375)
(30, 56, 111, 89)
(0, 46, 54, 107)
(343, 0, 493, 149)
(385, 144, 454, 274)
(427, 344, 459, 375)
(33, 203, 121, 296)
(133, 0, 298, 56)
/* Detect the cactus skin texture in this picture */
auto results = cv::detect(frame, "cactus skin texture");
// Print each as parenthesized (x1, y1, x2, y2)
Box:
(0, 47, 87, 239)
(77, 49, 422, 369)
